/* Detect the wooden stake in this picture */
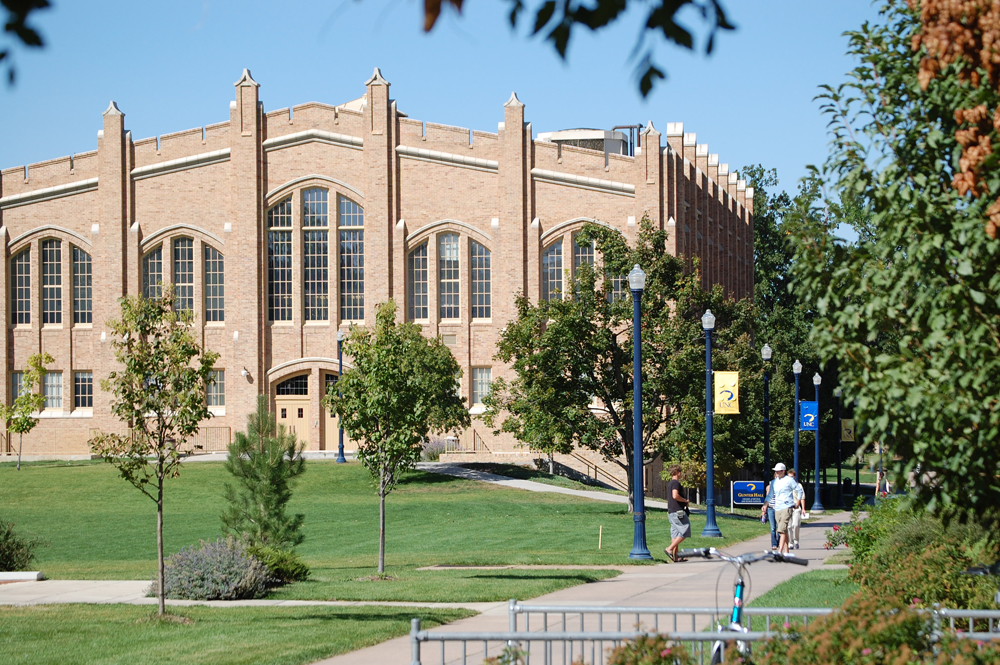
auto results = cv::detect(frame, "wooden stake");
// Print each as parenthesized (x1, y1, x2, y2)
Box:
(599, 524, 603, 549)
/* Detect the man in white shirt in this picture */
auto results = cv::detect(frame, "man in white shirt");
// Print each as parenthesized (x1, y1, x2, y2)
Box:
(770, 463, 797, 554)
(787, 468, 807, 550)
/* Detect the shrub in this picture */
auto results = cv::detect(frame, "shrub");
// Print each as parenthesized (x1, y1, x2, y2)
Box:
(0, 517, 41, 571)
(247, 545, 310, 584)
(606, 633, 698, 665)
(150, 538, 272, 600)
(422, 437, 447, 462)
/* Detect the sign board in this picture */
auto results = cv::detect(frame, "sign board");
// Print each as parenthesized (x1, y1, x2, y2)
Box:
(800, 401, 818, 431)
(841, 419, 855, 442)
(714, 371, 740, 414)
(731, 481, 766, 512)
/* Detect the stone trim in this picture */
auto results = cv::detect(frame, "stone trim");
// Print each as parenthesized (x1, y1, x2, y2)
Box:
(539, 217, 613, 243)
(395, 145, 499, 174)
(264, 174, 364, 204)
(131, 148, 231, 181)
(8, 224, 94, 249)
(262, 129, 363, 153)
(139, 223, 226, 250)
(530, 168, 635, 198)
(405, 219, 492, 246)
(0, 178, 99, 210)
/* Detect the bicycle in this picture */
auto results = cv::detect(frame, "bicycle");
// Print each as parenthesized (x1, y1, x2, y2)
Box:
(963, 559, 1000, 605)
(678, 547, 809, 664)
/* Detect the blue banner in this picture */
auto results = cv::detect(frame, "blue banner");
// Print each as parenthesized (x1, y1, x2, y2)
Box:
(732, 481, 766, 505)
(800, 401, 819, 431)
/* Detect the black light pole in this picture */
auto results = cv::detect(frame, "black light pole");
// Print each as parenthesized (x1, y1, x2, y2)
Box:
(628, 265, 652, 560)
(811, 372, 825, 513)
(336, 330, 347, 464)
(702, 309, 723, 538)
(762, 344, 772, 479)
(793, 360, 802, 477)
(835, 387, 845, 508)
(855, 400, 861, 494)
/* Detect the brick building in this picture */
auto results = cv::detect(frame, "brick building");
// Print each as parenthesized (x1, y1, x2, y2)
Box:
(0, 68, 754, 465)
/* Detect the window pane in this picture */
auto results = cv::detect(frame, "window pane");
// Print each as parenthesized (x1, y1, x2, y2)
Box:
(73, 247, 92, 324)
(207, 370, 225, 407)
(268, 230, 292, 321)
(204, 246, 225, 322)
(173, 238, 194, 314)
(12, 251, 30, 325)
(573, 235, 594, 271)
(607, 274, 627, 302)
(472, 367, 492, 405)
(439, 233, 460, 319)
(339, 196, 364, 227)
(303, 188, 328, 227)
(44, 372, 62, 409)
(471, 241, 491, 319)
(42, 239, 62, 324)
(142, 247, 162, 299)
(304, 230, 329, 321)
(408, 243, 428, 320)
(338, 196, 365, 321)
(74, 371, 93, 408)
(11, 372, 23, 401)
(542, 241, 563, 302)
(276, 374, 309, 395)
(267, 197, 292, 227)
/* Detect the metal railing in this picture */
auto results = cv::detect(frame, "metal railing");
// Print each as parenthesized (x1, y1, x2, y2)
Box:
(568, 452, 628, 491)
(444, 431, 491, 454)
(183, 426, 232, 453)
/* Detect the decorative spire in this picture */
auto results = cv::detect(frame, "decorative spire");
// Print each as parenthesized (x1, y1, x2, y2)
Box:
(365, 67, 390, 86)
(504, 92, 524, 108)
(233, 68, 259, 88)
(103, 101, 123, 116)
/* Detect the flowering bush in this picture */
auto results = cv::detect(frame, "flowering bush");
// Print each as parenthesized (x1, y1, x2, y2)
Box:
(606, 633, 698, 665)
(149, 538, 273, 600)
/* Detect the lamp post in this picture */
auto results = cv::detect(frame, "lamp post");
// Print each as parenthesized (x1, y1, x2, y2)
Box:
(834, 387, 845, 508)
(793, 360, 802, 478)
(762, 344, 772, 479)
(811, 373, 825, 512)
(627, 265, 652, 560)
(702, 308, 723, 538)
(336, 330, 347, 464)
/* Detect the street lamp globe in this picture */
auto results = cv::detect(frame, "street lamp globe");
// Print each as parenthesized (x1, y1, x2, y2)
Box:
(702, 309, 716, 331)
(628, 264, 646, 291)
(793, 359, 803, 374)
(337, 330, 346, 342)
(813, 373, 822, 386)
(834, 387, 842, 398)
(761, 344, 772, 361)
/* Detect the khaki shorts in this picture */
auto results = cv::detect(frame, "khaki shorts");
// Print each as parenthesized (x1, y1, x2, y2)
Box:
(775, 507, 794, 534)
(669, 511, 691, 539)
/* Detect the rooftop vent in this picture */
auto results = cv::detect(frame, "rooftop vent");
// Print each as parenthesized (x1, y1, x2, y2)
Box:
(536, 128, 630, 156)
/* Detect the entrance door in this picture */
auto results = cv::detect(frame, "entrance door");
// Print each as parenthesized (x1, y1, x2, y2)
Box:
(275, 397, 309, 440)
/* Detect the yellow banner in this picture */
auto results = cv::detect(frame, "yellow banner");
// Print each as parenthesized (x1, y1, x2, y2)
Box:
(714, 371, 740, 414)
(841, 419, 856, 442)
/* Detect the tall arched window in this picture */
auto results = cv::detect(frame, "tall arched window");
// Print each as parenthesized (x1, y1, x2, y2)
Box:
(339, 196, 364, 322)
(204, 246, 224, 322)
(439, 233, 460, 319)
(470, 240, 491, 319)
(11, 250, 30, 325)
(572, 233, 594, 272)
(267, 197, 292, 321)
(303, 188, 329, 321)
(542, 240, 563, 301)
(72, 247, 92, 324)
(41, 239, 61, 324)
(142, 246, 163, 299)
(173, 238, 194, 314)
(408, 242, 428, 321)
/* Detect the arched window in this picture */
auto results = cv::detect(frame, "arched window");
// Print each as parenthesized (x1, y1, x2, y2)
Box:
(339, 196, 364, 322)
(408, 242, 428, 321)
(41, 239, 61, 324)
(303, 188, 329, 321)
(267, 197, 292, 321)
(542, 240, 563, 302)
(276, 374, 309, 395)
(204, 246, 224, 322)
(572, 233, 594, 272)
(470, 240, 491, 319)
(72, 247, 92, 324)
(439, 233, 460, 319)
(11, 250, 30, 325)
(142, 246, 162, 299)
(173, 238, 194, 314)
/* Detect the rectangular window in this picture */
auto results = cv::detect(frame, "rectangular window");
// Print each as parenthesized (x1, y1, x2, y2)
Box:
(471, 241, 491, 319)
(542, 240, 563, 302)
(207, 370, 225, 407)
(73, 247, 92, 324)
(11, 372, 23, 401)
(408, 243, 428, 320)
(339, 196, 364, 321)
(607, 274, 627, 302)
(42, 239, 62, 324)
(268, 231, 292, 321)
(573, 235, 594, 272)
(472, 367, 492, 405)
(12, 251, 30, 325)
(173, 238, 194, 314)
(44, 372, 62, 409)
(439, 233, 460, 319)
(142, 247, 162, 299)
(304, 230, 329, 321)
(74, 371, 93, 408)
(302, 188, 328, 227)
(204, 246, 225, 322)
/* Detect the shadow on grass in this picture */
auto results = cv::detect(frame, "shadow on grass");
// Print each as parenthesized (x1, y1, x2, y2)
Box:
(397, 471, 464, 486)
(467, 573, 608, 583)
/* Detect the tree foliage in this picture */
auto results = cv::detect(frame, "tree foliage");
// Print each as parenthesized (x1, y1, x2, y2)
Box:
(323, 299, 470, 573)
(2, 352, 51, 470)
(89, 289, 219, 615)
(790, 0, 1000, 523)
(221, 396, 307, 551)
(1, 0, 49, 85)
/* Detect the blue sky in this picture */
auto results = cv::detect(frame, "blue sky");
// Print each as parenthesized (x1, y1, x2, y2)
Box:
(0, 0, 879, 199)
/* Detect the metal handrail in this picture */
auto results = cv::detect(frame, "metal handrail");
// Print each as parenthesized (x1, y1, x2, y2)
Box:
(568, 452, 628, 491)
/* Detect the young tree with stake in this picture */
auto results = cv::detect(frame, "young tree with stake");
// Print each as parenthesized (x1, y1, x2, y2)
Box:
(3, 352, 52, 471)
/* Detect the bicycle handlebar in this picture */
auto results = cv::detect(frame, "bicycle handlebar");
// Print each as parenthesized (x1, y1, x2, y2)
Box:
(677, 547, 809, 567)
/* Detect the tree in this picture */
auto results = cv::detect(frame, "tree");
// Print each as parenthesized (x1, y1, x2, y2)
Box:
(90, 289, 219, 615)
(789, 0, 1000, 523)
(2, 352, 52, 471)
(1, 1, 49, 85)
(483, 217, 759, 510)
(221, 396, 306, 550)
(323, 299, 470, 574)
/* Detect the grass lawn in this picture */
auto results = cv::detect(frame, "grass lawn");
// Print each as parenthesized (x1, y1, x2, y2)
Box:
(749, 567, 859, 609)
(0, 459, 768, 601)
(0, 603, 473, 665)
(454, 462, 624, 494)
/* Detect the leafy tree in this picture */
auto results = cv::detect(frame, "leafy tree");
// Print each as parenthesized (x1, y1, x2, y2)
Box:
(221, 395, 306, 550)
(483, 217, 760, 509)
(323, 299, 470, 574)
(2, 352, 51, 471)
(789, 0, 1000, 523)
(1, 1, 49, 85)
(90, 289, 219, 615)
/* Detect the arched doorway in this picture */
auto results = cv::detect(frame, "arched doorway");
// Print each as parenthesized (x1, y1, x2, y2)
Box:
(274, 374, 310, 440)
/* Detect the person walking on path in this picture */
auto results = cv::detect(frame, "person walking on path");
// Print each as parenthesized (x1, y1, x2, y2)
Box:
(760, 477, 778, 550)
(664, 465, 691, 562)
(787, 468, 807, 550)
(770, 463, 797, 554)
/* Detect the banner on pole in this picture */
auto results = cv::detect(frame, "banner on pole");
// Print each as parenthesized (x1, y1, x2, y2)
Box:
(841, 419, 855, 442)
(714, 371, 740, 414)
(800, 401, 818, 431)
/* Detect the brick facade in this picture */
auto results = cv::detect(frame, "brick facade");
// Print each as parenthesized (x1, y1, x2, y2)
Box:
(0, 68, 754, 458)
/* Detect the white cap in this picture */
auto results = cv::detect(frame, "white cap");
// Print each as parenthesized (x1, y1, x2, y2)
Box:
(773, 463, 787, 471)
